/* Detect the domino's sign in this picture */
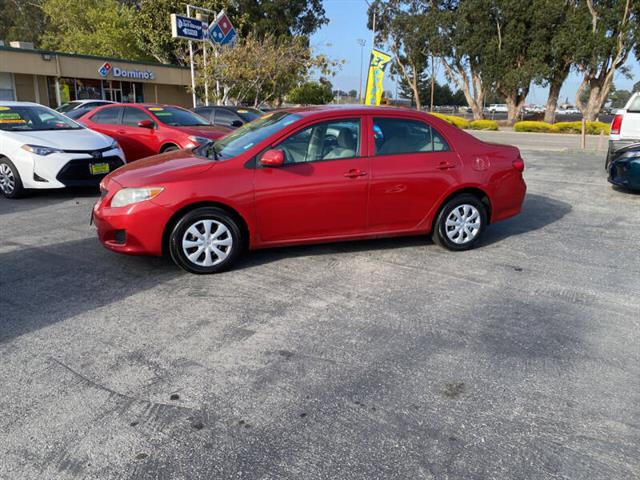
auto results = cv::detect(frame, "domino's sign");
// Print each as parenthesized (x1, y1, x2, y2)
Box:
(98, 62, 155, 81)
(207, 11, 237, 47)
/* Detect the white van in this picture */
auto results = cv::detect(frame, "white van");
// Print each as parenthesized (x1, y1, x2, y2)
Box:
(607, 92, 640, 167)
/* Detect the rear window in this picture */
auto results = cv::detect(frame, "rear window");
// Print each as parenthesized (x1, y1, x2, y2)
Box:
(146, 106, 210, 126)
(627, 95, 640, 113)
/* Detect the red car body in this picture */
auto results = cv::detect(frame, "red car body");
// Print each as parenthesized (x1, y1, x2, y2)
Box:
(78, 103, 230, 161)
(93, 106, 525, 265)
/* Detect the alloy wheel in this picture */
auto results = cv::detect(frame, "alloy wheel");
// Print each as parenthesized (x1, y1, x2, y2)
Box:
(0, 163, 15, 195)
(445, 204, 482, 245)
(181, 219, 233, 267)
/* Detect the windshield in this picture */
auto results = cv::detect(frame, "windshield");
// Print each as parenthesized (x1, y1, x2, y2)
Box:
(199, 111, 302, 160)
(56, 101, 84, 113)
(0, 105, 84, 132)
(235, 108, 262, 122)
(147, 106, 210, 126)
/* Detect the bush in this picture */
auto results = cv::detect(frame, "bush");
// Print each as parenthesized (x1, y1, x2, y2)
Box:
(551, 121, 610, 135)
(514, 121, 553, 133)
(430, 112, 471, 129)
(469, 119, 499, 131)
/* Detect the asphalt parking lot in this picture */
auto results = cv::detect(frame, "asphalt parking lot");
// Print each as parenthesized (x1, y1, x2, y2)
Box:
(1, 133, 639, 479)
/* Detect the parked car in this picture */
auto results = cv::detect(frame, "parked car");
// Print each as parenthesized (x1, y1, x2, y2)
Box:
(606, 92, 640, 169)
(77, 103, 231, 162)
(0, 101, 125, 198)
(192, 106, 263, 129)
(56, 100, 114, 114)
(93, 106, 527, 274)
(607, 142, 640, 191)
(488, 104, 508, 113)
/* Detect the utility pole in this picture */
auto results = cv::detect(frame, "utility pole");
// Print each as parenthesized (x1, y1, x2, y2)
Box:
(357, 39, 366, 103)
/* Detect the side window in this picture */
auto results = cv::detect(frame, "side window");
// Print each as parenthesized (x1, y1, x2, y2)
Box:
(90, 107, 122, 125)
(215, 109, 238, 127)
(194, 107, 213, 120)
(276, 119, 360, 164)
(373, 117, 449, 155)
(122, 107, 153, 127)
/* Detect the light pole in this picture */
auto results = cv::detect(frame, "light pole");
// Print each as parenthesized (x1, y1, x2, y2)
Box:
(357, 39, 366, 103)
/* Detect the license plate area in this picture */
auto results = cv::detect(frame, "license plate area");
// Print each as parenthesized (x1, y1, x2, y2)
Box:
(89, 163, 110, 175)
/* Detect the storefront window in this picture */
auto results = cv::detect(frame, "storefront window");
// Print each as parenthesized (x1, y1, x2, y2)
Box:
(46, 77, 145, 106)
(0, 73, 15, 101)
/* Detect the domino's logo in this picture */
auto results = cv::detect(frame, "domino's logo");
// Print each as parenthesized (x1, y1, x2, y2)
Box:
(98, 62, 112, 77)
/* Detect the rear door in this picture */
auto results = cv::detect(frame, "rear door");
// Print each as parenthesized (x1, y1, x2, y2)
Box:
(85, 106, 124, 142)
(367, 116, 460, 232)
(254, 117, 369, 243)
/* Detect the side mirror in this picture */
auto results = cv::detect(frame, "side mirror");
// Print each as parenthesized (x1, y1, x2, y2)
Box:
(138, 120, 155, 129)
(231, 120, 243, 128)
(260, 149, 284, 167)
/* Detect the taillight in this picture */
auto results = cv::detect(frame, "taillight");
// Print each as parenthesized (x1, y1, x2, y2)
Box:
(611, 114, 623, 135)
(513, 158, 525, 172)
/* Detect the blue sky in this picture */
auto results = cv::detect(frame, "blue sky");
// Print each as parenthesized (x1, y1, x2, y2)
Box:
(311, 0, 640, 103)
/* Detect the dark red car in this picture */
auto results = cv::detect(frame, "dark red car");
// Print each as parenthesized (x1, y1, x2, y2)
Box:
(78, 103, 230, 161)
(93, 106, 526, 273)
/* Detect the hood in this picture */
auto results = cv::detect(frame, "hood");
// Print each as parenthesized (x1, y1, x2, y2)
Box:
(10, 128, 112, 150)
(173, 125, 231, 139)
(107, 149, 214, 188)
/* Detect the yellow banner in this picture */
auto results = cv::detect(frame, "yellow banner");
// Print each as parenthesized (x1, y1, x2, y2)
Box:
(363, 49, 392, 106)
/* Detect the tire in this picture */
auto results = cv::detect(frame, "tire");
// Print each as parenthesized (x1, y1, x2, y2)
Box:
(432, 194, 487, 251)
(169, 207, 243, 274)
(161, 144, 179, 153)
(0, 157, 25, 199)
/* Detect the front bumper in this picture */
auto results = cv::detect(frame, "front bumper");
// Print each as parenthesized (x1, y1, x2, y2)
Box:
(93, 187, 172, 256)
(608, 158, 640, 191)
(18, 147, 125, 189)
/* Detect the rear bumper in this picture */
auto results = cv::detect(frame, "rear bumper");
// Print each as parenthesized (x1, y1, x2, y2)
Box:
(93, 198, 171, 256)
(490, 172, 527, 223)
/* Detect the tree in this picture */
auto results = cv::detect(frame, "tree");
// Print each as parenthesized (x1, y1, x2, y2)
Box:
(348, 89, 358, 98)
(607, 85, 632, 108)
(194, 33, 337, 107)
(398, 74, 466, 107)
(0, 0, 46, 45)
(289, 79, 334, 104)
(39, 0, 150, 60)
(134, 0, 328, 66)
(369, 0, 433, 110)
(573, 0, 638, 121)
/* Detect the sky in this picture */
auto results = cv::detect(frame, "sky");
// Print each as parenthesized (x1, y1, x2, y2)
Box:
(310, 0, 640, 104)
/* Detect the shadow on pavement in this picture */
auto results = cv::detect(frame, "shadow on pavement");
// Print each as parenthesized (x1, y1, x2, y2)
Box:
(0, 187, 99, 216)
(0, 237, 179, 343)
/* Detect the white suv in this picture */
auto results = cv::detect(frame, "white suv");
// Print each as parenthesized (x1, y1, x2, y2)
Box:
(607, 92, 640, 167)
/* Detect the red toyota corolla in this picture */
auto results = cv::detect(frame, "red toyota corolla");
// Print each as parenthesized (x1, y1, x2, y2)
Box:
(78, 103, 230, 161)
(93, 106, 526, 274)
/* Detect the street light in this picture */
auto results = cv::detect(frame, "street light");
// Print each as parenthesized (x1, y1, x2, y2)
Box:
(357, 39, 366, 102)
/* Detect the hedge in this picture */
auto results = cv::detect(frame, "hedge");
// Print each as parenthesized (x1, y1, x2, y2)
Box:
(469, 119, 499, 131)
(430, 112, 471, 129)
(514, 120, 611, 135)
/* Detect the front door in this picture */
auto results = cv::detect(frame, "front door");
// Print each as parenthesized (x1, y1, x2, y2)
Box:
(119, 107, 159, 160)
(254, 117, 369, 244)
(367, 116, 460, 232)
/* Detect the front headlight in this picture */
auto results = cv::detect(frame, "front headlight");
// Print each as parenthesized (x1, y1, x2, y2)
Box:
(188, 135, 212, 146)
(110, 187, 164, 208)
(21, 144, 64, 156)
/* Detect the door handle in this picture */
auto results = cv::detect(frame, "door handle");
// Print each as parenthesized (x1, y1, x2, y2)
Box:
(437, 161, 456, 170)
(344, 169, 367, 178)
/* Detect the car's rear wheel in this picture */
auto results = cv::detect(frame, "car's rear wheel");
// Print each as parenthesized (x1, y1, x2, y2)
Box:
(169, 207, 242, 274)
(432, 194, 487, 251)
(0, 158, 25, 199)
(161, 144, 179, 153)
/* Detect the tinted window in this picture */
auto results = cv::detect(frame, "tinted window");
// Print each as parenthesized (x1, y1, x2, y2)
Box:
(214, 109, 239, 127)
(122, 107, 153, 127)
(235, 108, 262, 122)
(277, 119, 360, 164)
(193, 107, 213, 120)
(373, 118, 449, 155)
(628, 95, 640, 113)
(91, 107, 122, 125)
(147, 106, 209, 126)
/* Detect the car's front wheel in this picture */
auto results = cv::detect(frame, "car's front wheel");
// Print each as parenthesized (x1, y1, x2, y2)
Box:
(432, 194, 487, 251)
(0, 157, 25, 199)
(169, 207, 243, 274)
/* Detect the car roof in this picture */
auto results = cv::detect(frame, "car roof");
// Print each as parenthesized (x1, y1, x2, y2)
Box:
(278, 104, 426, 118)
(0, 101, 43, 107)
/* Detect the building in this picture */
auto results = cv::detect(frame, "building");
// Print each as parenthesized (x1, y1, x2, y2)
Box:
(0, 42, 193, 108)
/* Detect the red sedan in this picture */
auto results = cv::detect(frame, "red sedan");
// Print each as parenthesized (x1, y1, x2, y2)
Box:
(93, 106, 526, 274)
(78, 103, 230, 161)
